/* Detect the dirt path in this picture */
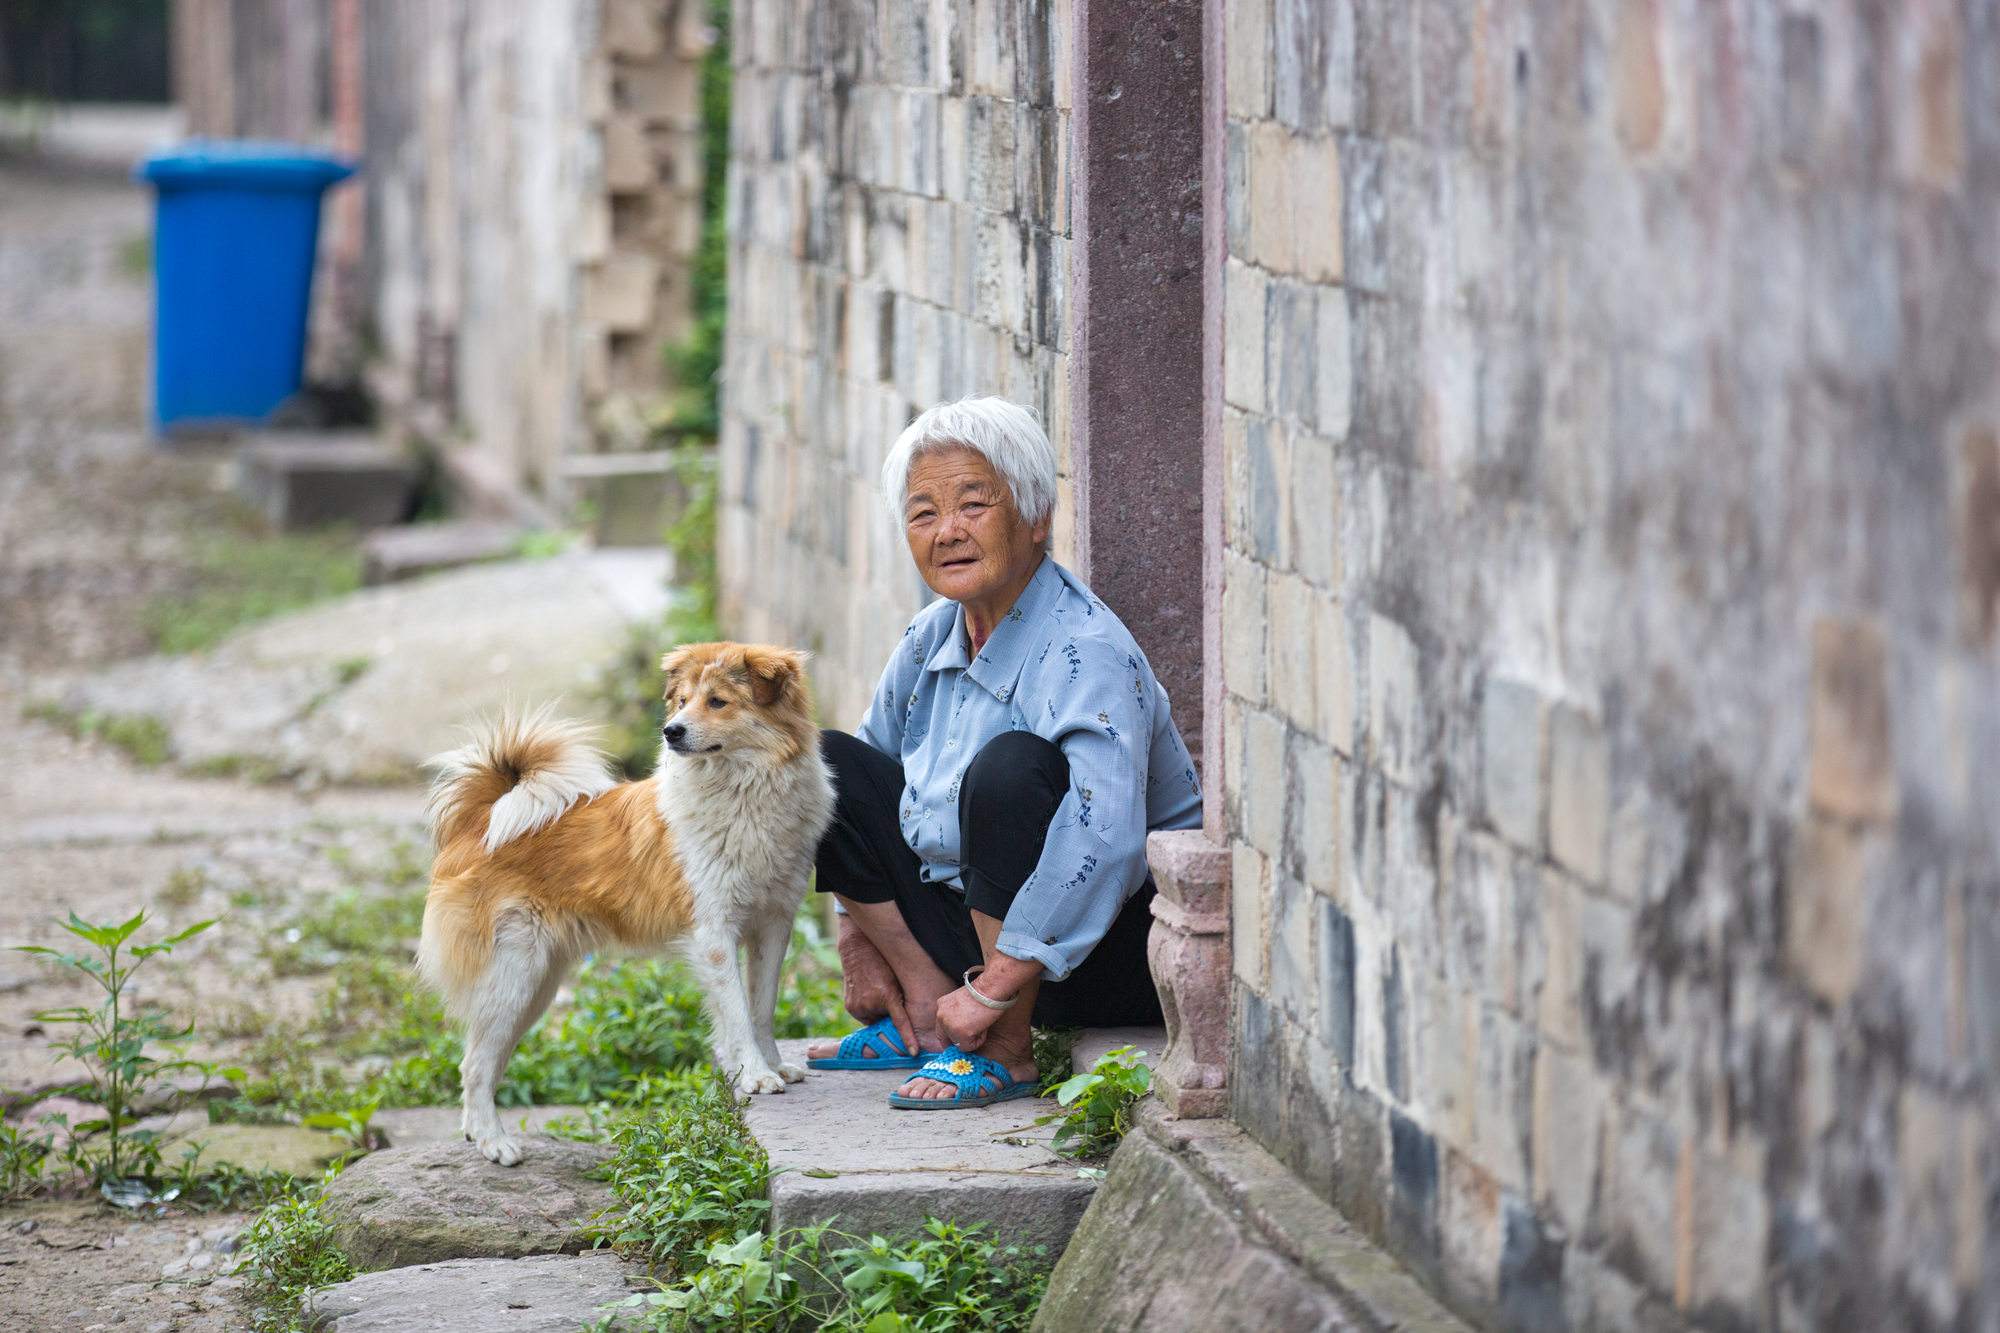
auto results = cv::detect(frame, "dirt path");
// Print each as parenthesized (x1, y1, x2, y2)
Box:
(0, 153, 434, 1332)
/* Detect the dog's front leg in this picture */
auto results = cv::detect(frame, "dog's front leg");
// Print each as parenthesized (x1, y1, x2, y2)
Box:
(744, 910, 804, 1083)
(689, 928, 786, 1095)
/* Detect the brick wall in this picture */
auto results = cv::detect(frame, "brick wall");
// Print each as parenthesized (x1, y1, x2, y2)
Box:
(1223, 2, 1999, 1329)
(718, 0, 1074, 728)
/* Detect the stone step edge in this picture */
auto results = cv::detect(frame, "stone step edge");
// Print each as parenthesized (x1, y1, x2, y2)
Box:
(1139, 1101, 1468, 1332)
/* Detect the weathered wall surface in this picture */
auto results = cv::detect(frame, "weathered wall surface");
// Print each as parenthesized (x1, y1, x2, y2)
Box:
(360, 0, 708, 492)
(718, 0, 1074, 728)
(170, 0, 707, 499)
(1224, 2, 1999, 1330)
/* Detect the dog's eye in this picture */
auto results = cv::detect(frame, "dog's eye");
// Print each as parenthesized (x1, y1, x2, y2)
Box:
(707, 696, 727, 710)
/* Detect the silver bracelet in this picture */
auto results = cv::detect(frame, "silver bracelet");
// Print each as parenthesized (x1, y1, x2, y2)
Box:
(962, 965, 1019, 1011)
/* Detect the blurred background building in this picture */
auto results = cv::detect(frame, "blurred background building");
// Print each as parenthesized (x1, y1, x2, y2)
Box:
(166, 0, 714, 532)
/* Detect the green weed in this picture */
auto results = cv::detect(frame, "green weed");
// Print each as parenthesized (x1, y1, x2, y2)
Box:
(0, 1118, 63, 1201)
(1037, 1046, 1152, 1159)
(160, 866, 212, 909)
(587, 1061, 1049, 1330)
(145, 530, 363, 654)
(234, 1175, 356, 1332)
(1031, 1027, 1080, 1092)
(593, 1068, 772, 1273)
(12, 910, 219, 1187)
(260, 890, 424, 977)
(185, 753, 290, 784)
(25, 702, 173, 766)
(652, 0, 732, 439)
(513, 529, 580, 559)
(226, 910, 842, 1121)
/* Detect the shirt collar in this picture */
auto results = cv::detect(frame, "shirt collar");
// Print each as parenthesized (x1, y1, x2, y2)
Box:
(924, 555, 1063, 699)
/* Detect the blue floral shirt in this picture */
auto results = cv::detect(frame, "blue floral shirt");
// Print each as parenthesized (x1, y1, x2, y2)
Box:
(855, 555, 1202, 980)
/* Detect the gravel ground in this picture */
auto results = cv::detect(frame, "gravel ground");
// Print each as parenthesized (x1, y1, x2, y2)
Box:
(0, 154, 432, 1333)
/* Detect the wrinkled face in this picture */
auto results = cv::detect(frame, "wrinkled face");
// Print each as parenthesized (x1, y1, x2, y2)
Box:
(902, 445, 1048, 606)
(659, 643, 809, 761)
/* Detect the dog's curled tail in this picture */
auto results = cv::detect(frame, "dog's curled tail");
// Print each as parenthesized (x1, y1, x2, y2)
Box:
(424, 705, 618, 854)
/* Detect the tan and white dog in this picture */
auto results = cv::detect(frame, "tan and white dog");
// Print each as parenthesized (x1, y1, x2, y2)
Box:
(417, 642, 834, 1164)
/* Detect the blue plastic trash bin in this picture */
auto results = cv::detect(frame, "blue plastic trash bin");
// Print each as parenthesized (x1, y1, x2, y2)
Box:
(139, 142, 355, 433)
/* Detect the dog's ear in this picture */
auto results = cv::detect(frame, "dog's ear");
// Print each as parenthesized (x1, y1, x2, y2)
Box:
(742, 646, 808, 707)
(660, 646, 698, 697)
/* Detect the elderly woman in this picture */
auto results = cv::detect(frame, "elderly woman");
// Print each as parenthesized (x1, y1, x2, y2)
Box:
(803, 396, 1202, 1108)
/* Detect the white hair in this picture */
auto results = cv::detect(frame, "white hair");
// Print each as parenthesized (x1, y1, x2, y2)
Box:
(880, 396, 1058, 531)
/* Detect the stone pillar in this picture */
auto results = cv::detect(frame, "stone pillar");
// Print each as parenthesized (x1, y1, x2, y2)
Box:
(1145, 829, 1230, 1118)
(1069, 0, 1229, 1120)
(1065, 0, 1206, 751)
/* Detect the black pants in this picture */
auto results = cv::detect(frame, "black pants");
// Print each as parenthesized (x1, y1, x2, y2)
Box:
(815, 728, 1163, 1029)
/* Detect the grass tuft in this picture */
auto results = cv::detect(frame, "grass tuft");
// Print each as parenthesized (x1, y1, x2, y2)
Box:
(234, 1175, 355, 1332)
(144, 530, 363, 655)
(25, 702, 172, 766)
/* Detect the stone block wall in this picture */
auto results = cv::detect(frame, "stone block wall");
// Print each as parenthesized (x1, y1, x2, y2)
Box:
(1223, 2, 1998, 1330)
(361, 0, 709, 490)
(718, 0, 1074, 728)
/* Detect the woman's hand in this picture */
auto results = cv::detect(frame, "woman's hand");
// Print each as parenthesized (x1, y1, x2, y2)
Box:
(935, 953, 1043, 1051)
(935, 985, 1003, 1050)
(837, 917, 917, 1054)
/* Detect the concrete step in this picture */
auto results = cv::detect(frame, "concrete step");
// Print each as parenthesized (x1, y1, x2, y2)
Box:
(236, 430, 419, 531)
(742, 1039, 1095, 1257)
(1070, 1025, 1166, 1076)
(361, 519, 528, 585)
(307, 1253, 647, 1333)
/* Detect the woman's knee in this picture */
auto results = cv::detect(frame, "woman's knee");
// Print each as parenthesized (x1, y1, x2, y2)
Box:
(819, 727, 867, 772)
(962, 730, 1068, 820)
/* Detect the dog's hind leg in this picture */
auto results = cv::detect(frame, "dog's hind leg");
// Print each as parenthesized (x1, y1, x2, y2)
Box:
(744, 910, 804, 1083)
(458, 910, 559, 1166)
(687, 927, 785, 1096)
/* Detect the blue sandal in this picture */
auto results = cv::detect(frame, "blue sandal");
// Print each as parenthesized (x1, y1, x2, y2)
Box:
(887, 1046, 1039, 1109)
(805, 1017, 937, 1070)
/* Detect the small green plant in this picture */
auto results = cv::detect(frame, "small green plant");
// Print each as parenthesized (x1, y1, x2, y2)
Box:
(160, 865, 212, 909)
(300, 1096, 381, 1160)
(1030, 1027, 1080, 1092)
(144, 529, 363, 655)
(0, 1117, 64, 1201)
(594, 1067, 772, 1273)
(603, 1220, 1051, 1332)
(13, 910, 218, 1188)
(513, 528, 580, 559)
(24, 703, 173, 766)
(234, 1175, 356, 1331)
(1037, 1046, 1152, 1159)
(158, 1144, 295, 1212)
(820, 1220, 1049, 1332)
(606, 1227, 814, 1329)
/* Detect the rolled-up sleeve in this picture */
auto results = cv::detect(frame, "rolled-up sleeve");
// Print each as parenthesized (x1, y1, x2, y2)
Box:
(996, 638, 1152, 980)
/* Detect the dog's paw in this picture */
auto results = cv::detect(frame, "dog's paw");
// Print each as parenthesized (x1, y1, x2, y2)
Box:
(735, 1068, 787, 1096)
(776, 1061, 807, 1084)
(477, 1135, 524, 1166)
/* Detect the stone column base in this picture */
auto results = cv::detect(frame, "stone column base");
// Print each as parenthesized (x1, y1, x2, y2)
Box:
(1145, 828, 1231, 1119)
